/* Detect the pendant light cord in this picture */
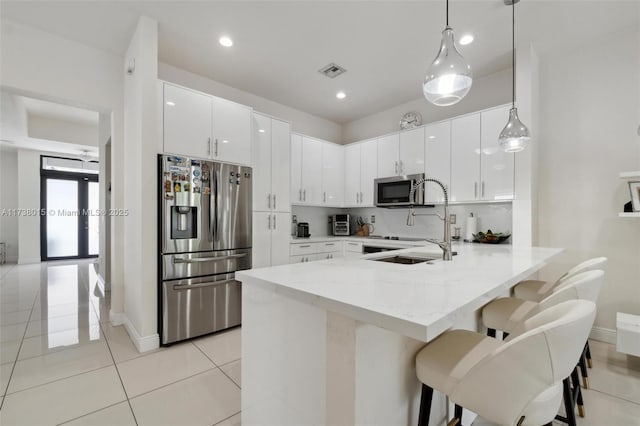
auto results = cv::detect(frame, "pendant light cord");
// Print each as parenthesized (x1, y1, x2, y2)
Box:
(512, 0, 515, 107)
(446, 0, 449, 27)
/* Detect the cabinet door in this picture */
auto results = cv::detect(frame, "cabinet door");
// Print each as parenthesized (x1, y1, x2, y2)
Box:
(424, 121, 451, 203)
(399, 127, 425, 175)
(252, 114, 272, 211)
(480, 106, 514, 200)
(360, 139, 378, 206)
(344, 143, 361, 207)
(271, 212, 291, 266)
(163, 84, 212, 158)
(271, 119, 291, 212)
(211, 96, 252, 165)
(321, 142, 344, 206)
(301, 137, 323, 205)
(252, 212, 272, 268)
(451, 114, 481, 202)
(290, 134, 303, 204)
(377, 134, 400, 178)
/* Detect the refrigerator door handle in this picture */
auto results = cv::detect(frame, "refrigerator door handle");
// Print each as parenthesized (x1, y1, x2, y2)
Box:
(212, 170, 219, 241)
(173, 278, 238, 291)
(173, 253, 247, 264)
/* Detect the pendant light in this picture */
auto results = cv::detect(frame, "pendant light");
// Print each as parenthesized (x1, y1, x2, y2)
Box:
(499, 0, 530, 153)
(423, 0, 473, 106)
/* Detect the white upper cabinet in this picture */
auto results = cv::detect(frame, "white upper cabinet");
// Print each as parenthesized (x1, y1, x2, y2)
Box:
(480, 106, 514, 200)
(290, 134, 303, 204)
(301, 137, 323, 205)
(424, 121, 451, 203)
(252, 113, 272, 211)
(377, 134, 400, 177)
(321, 142, 344, 206)
(300, 136, 323, 205)
(450, 113, 481, 202)
(399, 127, 425, 175)
(162, 82, 252, 165)
(252, 113, 291, 212)
(360, 139, 378, 206)
(271, 119, 291, 210)
(211, 96, 252, 165)
(163, 83, 212, 159)
(344, 143, 361, 207)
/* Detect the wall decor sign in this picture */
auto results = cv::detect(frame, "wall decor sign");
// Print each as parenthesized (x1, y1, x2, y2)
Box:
(629, 181, 640, 212)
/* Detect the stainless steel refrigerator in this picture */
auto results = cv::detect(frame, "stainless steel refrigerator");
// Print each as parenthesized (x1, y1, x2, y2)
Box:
(158, 155, 252, 345)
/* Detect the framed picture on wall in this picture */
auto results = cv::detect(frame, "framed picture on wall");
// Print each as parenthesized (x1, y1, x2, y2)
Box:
(629, 181, 640, 212)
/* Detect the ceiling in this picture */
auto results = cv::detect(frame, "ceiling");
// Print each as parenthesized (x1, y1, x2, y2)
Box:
(1, 1, 638, 123)
(20, 97, 99, 126)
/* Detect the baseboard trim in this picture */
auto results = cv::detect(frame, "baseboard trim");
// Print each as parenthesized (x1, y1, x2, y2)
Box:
(18, 257, 40, 264)
(590, 326, 616, 345)
(121, 314, 160, 353)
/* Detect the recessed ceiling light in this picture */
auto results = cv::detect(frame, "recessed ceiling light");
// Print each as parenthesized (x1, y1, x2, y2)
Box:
(166, 101, 175, 106)
(219, 36, 233, 47)
(428, 135, 436, 139)
(258, 129, 265, 133)
(336, 91, 346, 100)
(459, 34, 474, 45)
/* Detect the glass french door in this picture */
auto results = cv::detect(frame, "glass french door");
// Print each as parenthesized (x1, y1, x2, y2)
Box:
(41, 172, 99, 260)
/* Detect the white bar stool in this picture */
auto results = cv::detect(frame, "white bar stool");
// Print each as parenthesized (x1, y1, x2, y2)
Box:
(415, 300, 596, 426)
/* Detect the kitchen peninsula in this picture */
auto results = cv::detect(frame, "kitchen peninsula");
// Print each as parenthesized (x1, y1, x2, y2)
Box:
(237, 244, 563, 426)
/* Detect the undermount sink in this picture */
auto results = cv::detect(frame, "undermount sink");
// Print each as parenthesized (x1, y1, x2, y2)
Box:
(371, 252, 440, 265)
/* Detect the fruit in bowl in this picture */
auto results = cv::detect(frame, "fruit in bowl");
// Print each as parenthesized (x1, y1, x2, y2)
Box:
(473, 230, 511, 244)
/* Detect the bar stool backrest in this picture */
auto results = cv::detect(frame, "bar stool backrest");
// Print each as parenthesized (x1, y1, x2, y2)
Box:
(541, 270, 604, 310)
(556, 257, 608, 285)
(450, 300, 596, 426)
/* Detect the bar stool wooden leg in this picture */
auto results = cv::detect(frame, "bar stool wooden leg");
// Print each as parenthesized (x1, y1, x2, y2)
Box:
(556, 377, 578, 426)
(585, 341, 593, 368)
(578, 350, 589, 389)
(446, 404, 463, 426)
(502, 331, 510, 340)
(487, 328, 496, 338)
(418, 384, 433, 426)
(571, 367, 585, 417)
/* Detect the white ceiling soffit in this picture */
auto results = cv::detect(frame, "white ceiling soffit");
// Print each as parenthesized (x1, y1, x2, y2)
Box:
(18, 96, 99, 126)
(1, 1, 638, 123)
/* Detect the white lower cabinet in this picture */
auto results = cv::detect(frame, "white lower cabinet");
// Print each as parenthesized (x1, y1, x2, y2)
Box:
(252, 212, 290, 268)
(290, 241, 344, 263)
(344, 241, 363, 257)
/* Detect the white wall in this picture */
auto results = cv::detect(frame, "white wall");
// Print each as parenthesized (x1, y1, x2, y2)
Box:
(536, 26, 640, 332)
(341, 69, 512, 143)
(28, 115, 98, 147)
(122, 17, 159, 350)
(16, 149, 41, 264)
(159, 63, 342, 143)
(0, 147, 19, 262)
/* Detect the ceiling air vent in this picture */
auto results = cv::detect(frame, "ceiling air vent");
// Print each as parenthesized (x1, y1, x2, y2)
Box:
(318, 63, 347, 79)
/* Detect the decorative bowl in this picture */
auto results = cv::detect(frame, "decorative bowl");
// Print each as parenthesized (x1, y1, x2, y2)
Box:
(473, 231, 511, 244)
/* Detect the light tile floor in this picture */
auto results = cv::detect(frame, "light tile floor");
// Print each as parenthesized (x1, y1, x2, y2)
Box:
(0, 260, 638, 426)
(0, 261, 241, 426)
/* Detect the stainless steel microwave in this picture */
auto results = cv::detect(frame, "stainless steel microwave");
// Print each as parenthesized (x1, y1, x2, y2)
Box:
(374, 173, 425, 207)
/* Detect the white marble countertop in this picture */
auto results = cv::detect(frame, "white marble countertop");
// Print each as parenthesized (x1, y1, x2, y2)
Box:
(237, 244, 563, 342)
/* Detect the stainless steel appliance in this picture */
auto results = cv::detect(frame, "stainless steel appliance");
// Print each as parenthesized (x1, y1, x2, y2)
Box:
(296, 222, 310, 238)
(332, 214, 350, 236)
(158, 155, 252, 345)
(374, 173, 426, 207)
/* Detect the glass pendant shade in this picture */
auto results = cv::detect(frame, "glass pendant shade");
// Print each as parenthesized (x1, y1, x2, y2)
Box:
(499, 107, 530, 153)
(423, 27, 473, 106)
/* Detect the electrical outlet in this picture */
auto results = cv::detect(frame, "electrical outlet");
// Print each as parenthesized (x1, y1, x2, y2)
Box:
(450, 214, 456, 224)
(371, 215, 376, 223)
(292, 215, 297, 223)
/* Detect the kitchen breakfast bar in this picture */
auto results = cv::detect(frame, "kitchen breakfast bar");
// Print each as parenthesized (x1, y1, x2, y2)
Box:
(236, 244, 563, 426)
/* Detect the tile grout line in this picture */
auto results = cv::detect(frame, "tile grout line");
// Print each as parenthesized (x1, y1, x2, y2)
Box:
(584, 387, 640, 408)
(55, 400, 129, 426)
(89, 267, 139, 426)
(124, 365, 220, 401)
(211, 410, 241, 426)
(0, 291, 40, 410)
(3, 364, 116, 397)
(191, 340, 242, 389)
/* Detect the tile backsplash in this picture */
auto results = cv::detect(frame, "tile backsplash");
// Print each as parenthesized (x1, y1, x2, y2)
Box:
(292, 203, 513, 241)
